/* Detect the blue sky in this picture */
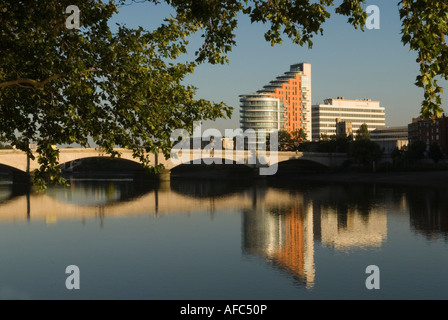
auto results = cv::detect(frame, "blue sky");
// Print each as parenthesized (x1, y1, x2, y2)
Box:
(110, 0, 448, 132)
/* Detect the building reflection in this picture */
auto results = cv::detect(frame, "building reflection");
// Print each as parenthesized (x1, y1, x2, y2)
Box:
(317, 204, 387, 250)
(242, 187, 315, 288)
(242, 185, 388, 288)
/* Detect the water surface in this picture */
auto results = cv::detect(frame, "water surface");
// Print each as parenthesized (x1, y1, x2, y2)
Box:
(0, 177, 446, 299)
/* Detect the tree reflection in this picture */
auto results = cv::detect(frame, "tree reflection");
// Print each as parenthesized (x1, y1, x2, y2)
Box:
(407, 187, 448, 241)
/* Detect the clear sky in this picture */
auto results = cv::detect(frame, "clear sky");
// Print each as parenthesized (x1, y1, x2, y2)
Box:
(110, 0, 448, 132)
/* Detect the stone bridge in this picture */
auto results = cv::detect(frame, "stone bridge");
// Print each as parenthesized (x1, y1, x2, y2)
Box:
(0, 148, 348, 177)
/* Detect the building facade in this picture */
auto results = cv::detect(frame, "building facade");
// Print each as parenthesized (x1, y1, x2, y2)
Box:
(335, 118, 353, 138)
(370, 126, 408, 154)
(256, 62, 312, 139)
(239, 93, 285, 132)
(311, 97, 386, 141)
(407, 115, 448, 150)
(239, 93, 285, 148)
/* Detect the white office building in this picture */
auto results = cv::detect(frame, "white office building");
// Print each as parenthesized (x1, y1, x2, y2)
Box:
(311, 97, 386, 141)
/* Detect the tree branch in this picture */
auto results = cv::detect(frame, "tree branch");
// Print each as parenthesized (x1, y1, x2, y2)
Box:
(0, 74, 63, 88)
(0, 68, 97, 89)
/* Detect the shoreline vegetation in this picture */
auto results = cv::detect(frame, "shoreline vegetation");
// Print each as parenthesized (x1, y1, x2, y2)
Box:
(170, 163, 448, 188)
(273, 170, 448, 188)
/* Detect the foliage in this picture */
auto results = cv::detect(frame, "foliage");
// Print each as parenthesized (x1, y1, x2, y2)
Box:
(355, 123, 370, 141)
(427, 142, 444, 164)
(277, 129, 307, 151)
(391, 146, 406, 167)
(277, 130, 292, 151)
(316, 135, 351, 153)
(290, 128, 307, 147)
(349, 139, 382, 165)
(320, 133, 330, 141)
(399, 0, 448, 118)
(0, 143, 13, 150)
(0, 0, 231, 189)
(405, 140, 426, 163)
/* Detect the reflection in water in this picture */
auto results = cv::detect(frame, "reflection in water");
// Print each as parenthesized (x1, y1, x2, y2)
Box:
(46, 179, 156, 206)
(310, 185, 387, 251)
(170, 178, 253, 199)
(242, 187, 315, 288)
(0, 185, 12, 204)
(0, 178, 447, 292)
(407, 188, 448, 241)
(241, 184, 388, 288)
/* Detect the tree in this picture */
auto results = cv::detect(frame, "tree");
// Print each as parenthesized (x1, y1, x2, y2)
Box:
(349, 139, 382, 167)
(0, 143, 13, 150)
(277, 130, 293, 151)
(391, 146, 406, 167)
(405, 140, 426, 163)
(290, 128, 307, 150)
(428, 142, 444, 164)
(1, 0, 447, 188)
(355, 123, 370, 141)
(0, 1, 230, 189)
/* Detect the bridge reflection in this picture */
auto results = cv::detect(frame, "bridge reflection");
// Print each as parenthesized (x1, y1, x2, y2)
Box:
(0, 178, 445, 289)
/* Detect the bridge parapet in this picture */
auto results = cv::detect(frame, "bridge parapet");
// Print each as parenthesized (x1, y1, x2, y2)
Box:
(0, 148, 349, 174)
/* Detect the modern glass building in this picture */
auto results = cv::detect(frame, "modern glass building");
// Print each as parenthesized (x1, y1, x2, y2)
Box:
(239, 93, 285, 131)
(239, 93, 285, 149)
(312, 97, 386, 141)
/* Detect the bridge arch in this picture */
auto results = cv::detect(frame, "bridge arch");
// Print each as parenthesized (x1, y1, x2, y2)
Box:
(276, 152, 348, 168)
(59, 156, 147, 173)
(0, 163, 28, 174)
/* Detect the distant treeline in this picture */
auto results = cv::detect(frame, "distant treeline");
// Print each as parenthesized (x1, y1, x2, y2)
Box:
(0, 143, 13, 150)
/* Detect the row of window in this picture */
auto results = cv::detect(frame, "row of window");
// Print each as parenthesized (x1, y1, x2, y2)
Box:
(241, 123, 282, 129)
(313, 107, 384, 113)
(240, 111, 283, 117)
(241, 117, 281, 121)
(371, 135, 408, 140)
(419, 128, 440, 133)
(240, 107, 283, 112)
(241, 101, 281, 106)
(313, 113, 386, 118)
(314, 119, 386, 124)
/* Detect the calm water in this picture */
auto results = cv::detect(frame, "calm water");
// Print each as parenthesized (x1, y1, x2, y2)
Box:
(0, 176, 447, 300)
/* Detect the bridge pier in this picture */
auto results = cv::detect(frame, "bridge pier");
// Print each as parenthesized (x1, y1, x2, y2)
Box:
(157, 169, 171, 182)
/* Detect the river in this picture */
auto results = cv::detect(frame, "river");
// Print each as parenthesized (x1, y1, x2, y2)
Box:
(0, 175, 447, 299)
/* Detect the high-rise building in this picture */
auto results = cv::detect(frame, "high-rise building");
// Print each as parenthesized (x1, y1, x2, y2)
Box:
(239, 93, 285, 132)
(311, 97, 386, 141)
(239, 93, 285, 149)
(254, 62, 312, 139)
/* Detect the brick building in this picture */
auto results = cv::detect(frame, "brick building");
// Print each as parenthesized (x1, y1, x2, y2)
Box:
(408, 115, 448, 150)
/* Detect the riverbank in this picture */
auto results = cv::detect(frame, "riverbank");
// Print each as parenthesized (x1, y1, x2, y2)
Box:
(276, 170, 448, 188)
